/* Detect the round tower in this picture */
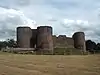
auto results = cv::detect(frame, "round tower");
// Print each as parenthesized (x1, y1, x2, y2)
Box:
(17, 27, 32, 48)
(36, 26, 53, 51)
(72, 32, 86, 50)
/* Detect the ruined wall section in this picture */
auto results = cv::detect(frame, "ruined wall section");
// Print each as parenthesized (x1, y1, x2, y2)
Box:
(53, 35, 74, 48)
(30, 29, 37, 48)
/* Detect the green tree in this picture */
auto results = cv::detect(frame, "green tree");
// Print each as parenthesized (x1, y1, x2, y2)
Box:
(7, 39, 17, 48)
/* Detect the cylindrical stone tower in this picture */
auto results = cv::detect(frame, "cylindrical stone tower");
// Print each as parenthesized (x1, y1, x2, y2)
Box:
(72, 32, 86, 51)
(17, 27, 32, 48)
(36, 26, 53, 51)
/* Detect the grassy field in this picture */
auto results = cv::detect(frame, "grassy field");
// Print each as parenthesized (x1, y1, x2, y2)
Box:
(0, 52, 100, 75)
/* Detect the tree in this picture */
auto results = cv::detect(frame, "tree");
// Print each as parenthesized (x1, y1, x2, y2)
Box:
(96, 43, 100, 52)
(7, 39, 17, 48)
(86, 40, 96, 52)
(0, 39, 17, 50)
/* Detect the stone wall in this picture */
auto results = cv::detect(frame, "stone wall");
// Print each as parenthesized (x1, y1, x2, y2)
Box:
(52, 35, 74, 48)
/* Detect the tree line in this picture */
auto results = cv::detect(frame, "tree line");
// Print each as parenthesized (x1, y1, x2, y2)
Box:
(86, 40, 100, 53)
(0, 39, 17, 50)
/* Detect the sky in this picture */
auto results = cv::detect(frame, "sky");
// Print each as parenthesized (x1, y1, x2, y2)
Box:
(0, 0, 100, 43)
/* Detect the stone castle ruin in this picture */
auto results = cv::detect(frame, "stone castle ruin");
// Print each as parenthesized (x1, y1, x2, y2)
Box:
(16, 26, 86, 52)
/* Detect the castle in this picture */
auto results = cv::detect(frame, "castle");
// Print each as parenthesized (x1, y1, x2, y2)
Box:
(16, 26, 86, 51)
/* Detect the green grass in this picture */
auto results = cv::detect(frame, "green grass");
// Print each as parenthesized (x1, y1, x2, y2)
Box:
(53, 48, 89, 55)
(0, 52, 100, 75)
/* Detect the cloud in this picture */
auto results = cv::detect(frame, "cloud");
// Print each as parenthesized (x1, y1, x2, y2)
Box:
(0, 0, 100, 43)
(0, 7, 37, 40)
(60, 18, 100, 42)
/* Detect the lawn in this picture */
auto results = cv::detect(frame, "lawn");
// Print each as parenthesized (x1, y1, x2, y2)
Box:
(0, 52, 100, 75)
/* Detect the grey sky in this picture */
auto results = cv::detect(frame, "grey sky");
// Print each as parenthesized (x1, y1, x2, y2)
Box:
(0, 0, 100, 43)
